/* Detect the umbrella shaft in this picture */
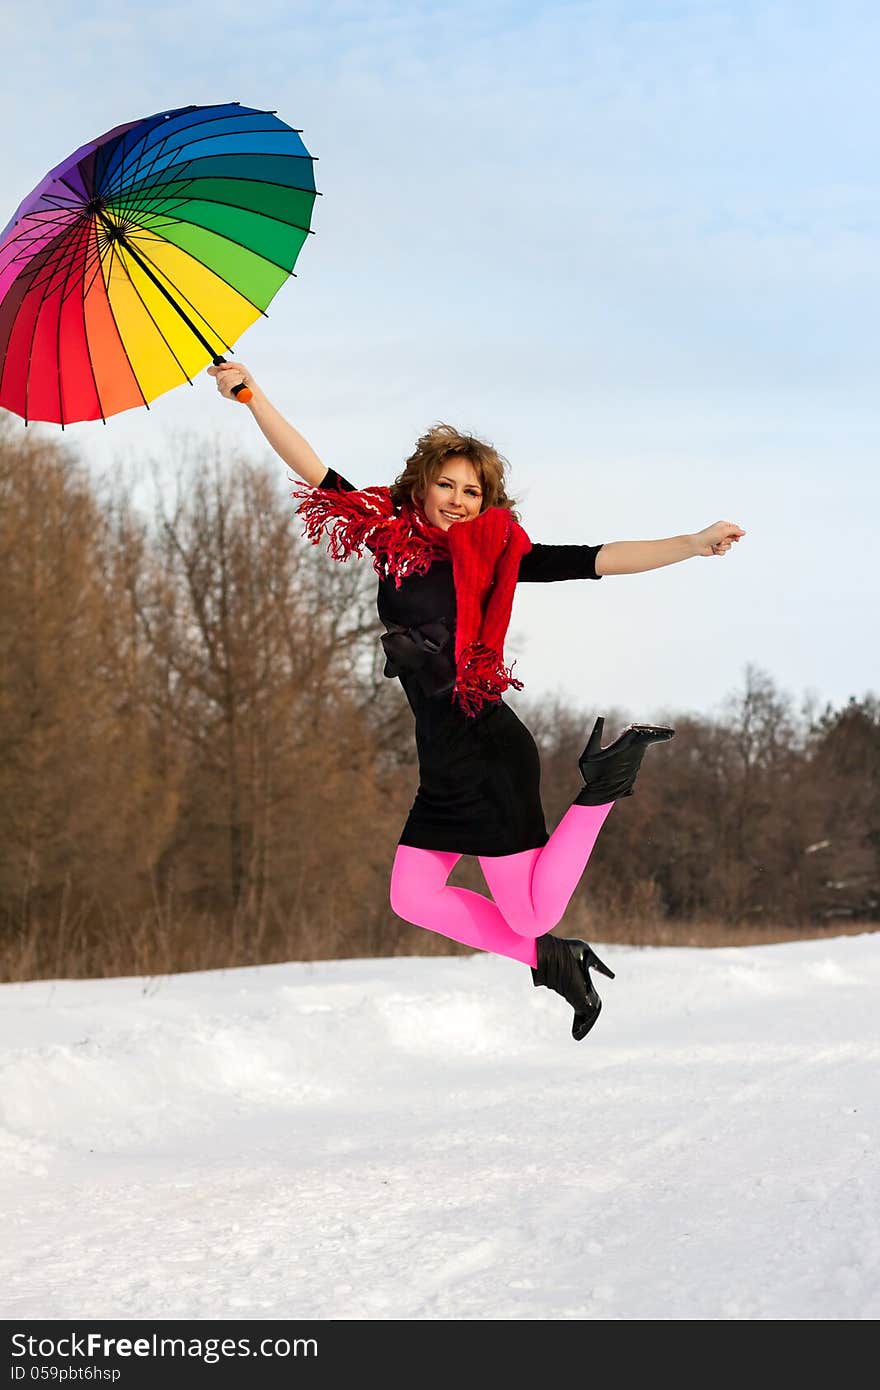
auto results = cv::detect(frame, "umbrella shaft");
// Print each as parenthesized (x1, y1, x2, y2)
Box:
(100, 214, 224, 363)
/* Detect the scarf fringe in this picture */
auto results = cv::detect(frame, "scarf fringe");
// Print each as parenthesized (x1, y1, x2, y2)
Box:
(293, 483, 444, 588)
(294, 483, 389, 558)
(453, 641, 524, 717)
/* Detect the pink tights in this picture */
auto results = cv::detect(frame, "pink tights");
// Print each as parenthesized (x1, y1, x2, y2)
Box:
(389, 802, 614, 968)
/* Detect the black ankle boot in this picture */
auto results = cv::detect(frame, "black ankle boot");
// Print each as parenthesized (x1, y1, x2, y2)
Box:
(532, 934, 615, 1041)
(574, 716, 675, 806)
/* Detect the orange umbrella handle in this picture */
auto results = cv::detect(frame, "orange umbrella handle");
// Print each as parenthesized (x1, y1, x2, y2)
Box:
(212, 355, 253, 404)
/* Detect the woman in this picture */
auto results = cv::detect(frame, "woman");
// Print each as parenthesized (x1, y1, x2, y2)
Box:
(209, 361, 745, 1040)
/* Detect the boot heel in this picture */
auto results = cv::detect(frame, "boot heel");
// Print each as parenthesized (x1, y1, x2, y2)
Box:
(585, 946, 615, 980)
(582, 715, 605, 759)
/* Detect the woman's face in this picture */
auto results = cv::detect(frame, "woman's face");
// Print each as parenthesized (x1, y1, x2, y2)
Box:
(421, 455, 484, 531)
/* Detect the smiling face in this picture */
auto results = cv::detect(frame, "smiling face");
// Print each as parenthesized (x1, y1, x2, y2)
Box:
(421, 455, 484, 530)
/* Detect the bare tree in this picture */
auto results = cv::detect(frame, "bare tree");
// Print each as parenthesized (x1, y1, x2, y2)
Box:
(2, 422, 876, 980)
(0, 422, 170, 959)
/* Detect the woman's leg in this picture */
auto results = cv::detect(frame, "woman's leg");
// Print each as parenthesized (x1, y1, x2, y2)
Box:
(390, 845, 538, 966)
(479, 801, 614, 940)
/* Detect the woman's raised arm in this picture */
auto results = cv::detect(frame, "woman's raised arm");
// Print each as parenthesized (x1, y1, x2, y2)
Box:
(207, 360, 327, 487)
(595, 521, 746, 575)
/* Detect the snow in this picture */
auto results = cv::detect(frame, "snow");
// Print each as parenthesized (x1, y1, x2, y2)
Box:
(2, 936, 878, 1321)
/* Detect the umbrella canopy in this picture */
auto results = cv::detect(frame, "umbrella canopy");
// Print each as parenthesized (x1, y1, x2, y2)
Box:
(0, 102, 318, 425)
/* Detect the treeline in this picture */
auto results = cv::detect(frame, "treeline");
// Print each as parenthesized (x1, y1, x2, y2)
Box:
(0, 422, 877, 981)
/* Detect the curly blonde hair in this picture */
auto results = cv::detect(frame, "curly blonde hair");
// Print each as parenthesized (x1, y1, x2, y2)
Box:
(389, 423, 519, 519)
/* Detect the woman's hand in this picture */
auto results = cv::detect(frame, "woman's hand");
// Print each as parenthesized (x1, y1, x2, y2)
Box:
(206, 359, 256, 402)
(693, 520, 746, 557)
(208, 366, 327, 484)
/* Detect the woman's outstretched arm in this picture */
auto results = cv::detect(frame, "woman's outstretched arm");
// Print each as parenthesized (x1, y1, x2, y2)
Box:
(207, 360, 327, 487)
(595, 520, 746, 576)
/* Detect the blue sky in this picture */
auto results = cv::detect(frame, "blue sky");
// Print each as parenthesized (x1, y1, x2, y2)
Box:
(3, 1, 878, 720)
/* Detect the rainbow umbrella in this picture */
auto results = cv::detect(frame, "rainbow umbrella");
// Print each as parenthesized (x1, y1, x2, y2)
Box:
(0, 101, 318, 425)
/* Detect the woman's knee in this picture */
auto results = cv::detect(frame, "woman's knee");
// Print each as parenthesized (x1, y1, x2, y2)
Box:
(389, 872, 416, 921)
(389, 846, 455, 920)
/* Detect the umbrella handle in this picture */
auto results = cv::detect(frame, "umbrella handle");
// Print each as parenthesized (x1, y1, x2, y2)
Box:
(212, 355, 253, 404)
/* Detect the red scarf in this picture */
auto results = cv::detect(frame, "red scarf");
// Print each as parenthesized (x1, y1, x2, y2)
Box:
(292, 482, 532, 715)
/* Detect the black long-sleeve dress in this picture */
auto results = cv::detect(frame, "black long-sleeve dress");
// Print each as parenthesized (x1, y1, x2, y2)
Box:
(317, 467, 605, 857)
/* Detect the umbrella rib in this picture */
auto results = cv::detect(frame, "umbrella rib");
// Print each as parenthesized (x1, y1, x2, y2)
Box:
(1, 210, 84, 264)
(108, 118, 172, 221)
(113, 153, 202, 226)
(100, 238, 150, 412)
(32, 192, 82, 215)
(128, 174, 321, 205)
(78, 219, 107, 423)
(110, 142, 197, 219)
(127, 234, 236, 375)
(110, 128, 184, 222)
(53, 220, 108, 322)
(63, 229, 106, 305)
(78, 257, 105, 309)
(7, 204, 130, 305)
(121, 149, 318, 187)
(57, 174, 87, 201)
(105, 236, 191, 394)
(18, 226, 76, 426)
(112, 144, 217, 225)
(114, 130, 136, 225)
(9, 176, 87, 229)
(3, 211, 74, 243)
(11, 224, 95, 299)
(111, 177, 320, 248)
(52, 218, 93, 429)
(123, 224, 278, 322)
(116, 233, 237, 358)
(127, 175, 321, 213)
(128, 193, 316, 256)
(113, 124, 176, 203)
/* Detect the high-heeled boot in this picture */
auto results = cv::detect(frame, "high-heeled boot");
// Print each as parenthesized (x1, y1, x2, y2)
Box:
(574, 716, 675, 806)
(532, 933, 615, 1041)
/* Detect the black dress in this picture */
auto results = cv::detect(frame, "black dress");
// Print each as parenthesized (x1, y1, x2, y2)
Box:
(317, 468, 605, 857)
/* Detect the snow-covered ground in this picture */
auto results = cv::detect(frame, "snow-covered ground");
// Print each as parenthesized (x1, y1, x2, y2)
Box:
(2, 936, 878, 1321)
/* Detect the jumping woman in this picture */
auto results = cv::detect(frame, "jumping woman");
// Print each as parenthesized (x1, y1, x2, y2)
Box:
(209, 361, 745, 1040)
